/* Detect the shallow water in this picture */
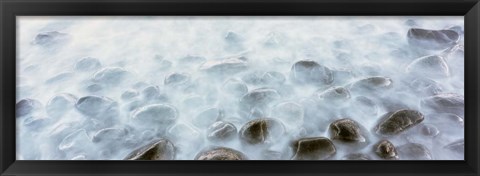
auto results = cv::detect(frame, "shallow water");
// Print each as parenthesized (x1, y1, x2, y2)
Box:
(16, 16, 464, 160)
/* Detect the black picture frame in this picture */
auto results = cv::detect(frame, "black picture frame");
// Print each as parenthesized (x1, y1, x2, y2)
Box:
(1, 0, 479, 176)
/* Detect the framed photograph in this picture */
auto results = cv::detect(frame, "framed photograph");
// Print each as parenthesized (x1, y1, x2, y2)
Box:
(1, 0, 479, 175)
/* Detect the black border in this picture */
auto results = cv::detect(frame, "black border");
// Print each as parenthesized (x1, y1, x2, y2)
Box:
(1, 0, 479, 176)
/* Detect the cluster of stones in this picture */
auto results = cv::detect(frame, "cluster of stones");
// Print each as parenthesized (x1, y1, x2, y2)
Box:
(17, 24, 464, 160)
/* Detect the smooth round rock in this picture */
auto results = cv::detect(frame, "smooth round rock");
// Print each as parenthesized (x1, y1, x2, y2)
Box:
(164, 72, 190, 86)
(329, 118, 366, 143)
(239, 118, 285, 145)
(349, 76, 392, 94)
(195, 147, 247, 160)
(420, 93, 464, 117)
(45, 72, 74, 84)
(375, 109, 424, 136)
(140, 86, 168, 102)
(419, 124, 440, 137)
(374, 140, 398, 160)
(315, 86, 351, 103)
(289, 60, 334, 86)
(207, 121, 237, 142)
(406, 55, 450, 78)
(16, 98, 43, 118)
(75, 96, 118, 117)
(124, 139, 175, 160)
(92, 67, 131, 85)
(121, 90, 139, 101)
(222, 79, 248, 97)
(238, 88, 281, 115)
(33, 31, 69, 46)
(46, 93, 77, 118)
(193, 107, 223, 128)
(407, 77, 444, 96)
(199, 57, 248, 75)
(407, 28, 459, 50)
(74, 57, 101, 72)
(397, 143, 433, 160)
(291, 137, 336, 160)
(92, 128, 128, 143)
(131, 104, 178, 128)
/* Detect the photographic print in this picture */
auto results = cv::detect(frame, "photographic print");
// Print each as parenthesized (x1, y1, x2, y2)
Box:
(16, 16, 464, 160)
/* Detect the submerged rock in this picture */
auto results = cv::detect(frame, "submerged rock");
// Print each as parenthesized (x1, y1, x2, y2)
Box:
(315, 86, 351, 103)
(92, 67, 131, 85)
(329, 118, 366, 143)
(238, 88, 281, 115)
(124, 139, 175, 160)
(406, 55, 450, 78)
(207, 121, 237, 142)
(270, 102, 304, 129)
(192, 107, 223, 128)
(239, 118, 285, 145)
(33, 31, 69, 46)
(407, 77, 444, 96)
(74, 57, 102, 72)
(407, 28, 459, 50)
(444, 139, 464, 154)
(46, 93, 77, 118)
(375, 109, 424, 136)
(131, 104, 178, 128)
(75, 96, 118, 117)
(16, 98, 43, 118)
(164, 72, 190, 86)
(199, 57, 248, 75)
(349, 76, 392, 94)
(45, 72, 75, 84)
(291, 137, 336, 160)
(374, 140, 398, 160)
(222, 79, 248, 97)
(420, 93, 464, 117)
(289, 60, 334, 86)
(195, 147, 247, 160)
(397, 143, 433, 160)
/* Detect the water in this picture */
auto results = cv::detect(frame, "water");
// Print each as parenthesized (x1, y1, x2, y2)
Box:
(16, 16, 464, 160)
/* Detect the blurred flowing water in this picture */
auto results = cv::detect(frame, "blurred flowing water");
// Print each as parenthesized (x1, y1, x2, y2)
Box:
(16, 16, 464, 160)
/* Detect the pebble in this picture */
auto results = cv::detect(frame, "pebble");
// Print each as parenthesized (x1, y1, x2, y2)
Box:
(291, 137, 336, 160)
(124, 139, 175, 160)
(375, 109, 424, 136)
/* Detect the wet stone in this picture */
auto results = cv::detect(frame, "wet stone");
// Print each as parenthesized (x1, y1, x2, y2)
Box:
(199, 57, 248, 75)
(406, 55, 450, 79)
(23, 116, 52, 132)
(420, 93, 464, 117)
(239, 118, 285, 145)
(124, 139, 175, 160)
(195, 147, 247, 160)
(315, 86, 351, 103)
(238, 88, 281, 115)
(179, 55, 206, 65)
(75, 96, 118, 117)
(33, 31, 69, 46)
(374, 140, 398, 160)
(45, 72, 74, 84)
(85, 83, 103, 93)
(74, 57, 102, 72)
(92, 67, 131, 85)
(193, 107, 223, 128)
(291, 137, 336, 160)
(351, 96, 378, 116)
(397, 143, 433, 160)
(131, 104, 178, 128)
(349, 76, 393, 94)
(222, 79, 248, 97)
(207, 121, 237, 142)
(46, 93, 77, 118)
(342, 153, 371, 160)
(407, 77, 444, 96)
(375, 109, 424, 136)
(289, 60, 334, 86)
(16, 98, 43, 118)
(329, 118, 366, 143)
(444, 139, 464, 154)
(141, 86, 168, 102)
(419, 124, 440, 137)
(121, 89, 139, 101)
(224, 31, 243, 43)
(407, 28, 459, 50)
(92, 128, 128, 143)
(164, 72, 190, 86)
